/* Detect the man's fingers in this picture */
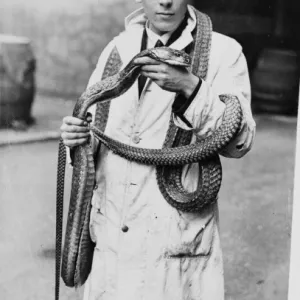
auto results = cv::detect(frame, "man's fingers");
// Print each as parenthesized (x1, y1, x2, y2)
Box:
(140, 64, 166, 73)
(60, 123, 89, 133)
(61, 132, 90, 140)
(63, 116, 88, 126)
(141, 71, 163, 81)
(134, 57, 161, 65)
(63, 138, 89, 148)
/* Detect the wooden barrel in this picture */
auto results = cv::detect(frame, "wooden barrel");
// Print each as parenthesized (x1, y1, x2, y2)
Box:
(251, 48, 300, 115)
(0, 34, 36, 127)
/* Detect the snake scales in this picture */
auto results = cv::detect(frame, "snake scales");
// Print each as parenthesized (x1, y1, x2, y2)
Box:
(56, 12, 243, 298)
(55, 46, 242, 299)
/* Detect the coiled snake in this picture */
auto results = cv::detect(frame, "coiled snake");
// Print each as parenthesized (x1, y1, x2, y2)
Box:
(55, 47, 243, 299)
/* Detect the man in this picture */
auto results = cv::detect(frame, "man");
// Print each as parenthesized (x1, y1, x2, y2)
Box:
(60, 0, 256, 299)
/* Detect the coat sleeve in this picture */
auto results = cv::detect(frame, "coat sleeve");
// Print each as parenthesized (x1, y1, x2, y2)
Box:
(66, 40, 116, 166)
(173, 38, 256, 159)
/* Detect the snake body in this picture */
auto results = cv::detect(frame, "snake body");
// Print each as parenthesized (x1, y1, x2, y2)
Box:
(55, 47, 242, 298)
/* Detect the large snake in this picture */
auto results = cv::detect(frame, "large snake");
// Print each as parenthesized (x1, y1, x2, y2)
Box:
(55, 47, 242, 299)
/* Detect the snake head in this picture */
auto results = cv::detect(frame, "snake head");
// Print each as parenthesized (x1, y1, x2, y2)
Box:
(146, 47, 191, 67)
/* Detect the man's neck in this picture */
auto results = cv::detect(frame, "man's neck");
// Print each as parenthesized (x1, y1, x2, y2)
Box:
(146, 20, 172, 37)
(148, 24, 170, 37)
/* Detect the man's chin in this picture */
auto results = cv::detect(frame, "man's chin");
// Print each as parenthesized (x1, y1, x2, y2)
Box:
(151, 21, 179, 35)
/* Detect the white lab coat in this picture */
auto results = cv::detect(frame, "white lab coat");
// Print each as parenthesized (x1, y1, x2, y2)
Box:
(79, 5, 256, 300)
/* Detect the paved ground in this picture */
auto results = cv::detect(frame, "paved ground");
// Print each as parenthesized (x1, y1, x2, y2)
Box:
(0, 94, 296, 300)
(220, 116, 295, 300)
(0, 141, 82, 300)
(0, 94, 74, 146)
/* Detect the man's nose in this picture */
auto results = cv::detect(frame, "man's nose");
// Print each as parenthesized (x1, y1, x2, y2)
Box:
(159, 0, 173, 7)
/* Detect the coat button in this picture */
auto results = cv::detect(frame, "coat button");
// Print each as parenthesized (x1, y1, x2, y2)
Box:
(94, 184, 98, 190)
(121, 225, 129, 232)
(132, 135, 141, 144)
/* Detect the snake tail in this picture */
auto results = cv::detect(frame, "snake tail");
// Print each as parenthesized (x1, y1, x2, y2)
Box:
(61, 143, 96, 287)
(55, 139, 67, 300)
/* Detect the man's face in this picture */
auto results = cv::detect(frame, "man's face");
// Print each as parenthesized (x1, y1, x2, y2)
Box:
(141, 0, 189, 35)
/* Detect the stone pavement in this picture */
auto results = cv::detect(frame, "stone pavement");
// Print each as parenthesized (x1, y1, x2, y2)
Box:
(0, 94, 75, 146)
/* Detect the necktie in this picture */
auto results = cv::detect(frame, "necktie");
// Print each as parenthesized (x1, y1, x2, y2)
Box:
(154, 39, 164, 48)
(138, 39, 164, 97)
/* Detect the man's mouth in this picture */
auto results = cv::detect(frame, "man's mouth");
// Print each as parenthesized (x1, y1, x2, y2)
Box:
(157, 12, 175, 16)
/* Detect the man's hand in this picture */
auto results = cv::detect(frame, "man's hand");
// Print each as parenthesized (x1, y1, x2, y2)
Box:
(60, 116, 90, 148)
(134, 57, 199, 98)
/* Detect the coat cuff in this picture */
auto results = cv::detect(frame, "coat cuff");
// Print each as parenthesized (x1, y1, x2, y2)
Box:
(172, 77, 202, 127)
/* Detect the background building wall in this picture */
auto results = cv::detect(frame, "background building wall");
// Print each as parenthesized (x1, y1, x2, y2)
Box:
(0, 0, 138, 98)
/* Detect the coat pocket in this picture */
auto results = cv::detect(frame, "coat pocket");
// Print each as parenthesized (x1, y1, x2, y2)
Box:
(163, 208, 216, 258)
